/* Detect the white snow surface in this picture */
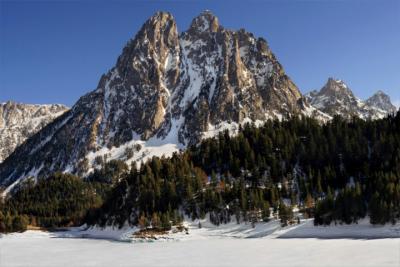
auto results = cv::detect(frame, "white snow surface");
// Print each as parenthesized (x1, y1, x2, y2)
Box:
(85, 116, 185, 173)
(1, 219, 399, 267)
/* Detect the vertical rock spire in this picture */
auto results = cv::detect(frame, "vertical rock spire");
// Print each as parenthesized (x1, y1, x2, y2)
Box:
(188, 10, 220, 33)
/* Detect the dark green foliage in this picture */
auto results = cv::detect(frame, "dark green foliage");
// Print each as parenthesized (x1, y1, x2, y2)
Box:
(0, 211, 28, 233)
(314, 184, 367, 225)
(12, 214, 29, 232)
(88, 112, 400, 228)
(279, 201, 294, 226)
(1, 173, 109, 231)
(3, 111, 400, 232)
(87, 159, 128, 184)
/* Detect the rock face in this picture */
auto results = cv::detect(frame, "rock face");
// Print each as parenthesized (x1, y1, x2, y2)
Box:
(163, 10, 305, 143)
(365, 91, 397, 114)
(306, 78, 396, 120)
(0, 11, 312, 187)
(0, 101, 68, 163)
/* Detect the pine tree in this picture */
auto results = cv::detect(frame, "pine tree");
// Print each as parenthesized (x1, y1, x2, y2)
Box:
(369, 192, 383, 224)
(279, 201, 293, 226)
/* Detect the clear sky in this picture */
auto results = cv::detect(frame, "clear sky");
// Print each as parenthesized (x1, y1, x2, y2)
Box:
(1, 0, 399, 107)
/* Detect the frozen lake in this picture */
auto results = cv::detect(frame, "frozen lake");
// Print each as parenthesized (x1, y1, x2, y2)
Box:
(0, 232, 399, 267)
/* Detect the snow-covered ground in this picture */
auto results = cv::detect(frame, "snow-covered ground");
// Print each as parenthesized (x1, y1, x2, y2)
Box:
(277, 218, 400, 239)
(0, 231, 398, 267)
(46, 218, 400, 241)
(1, 219, 399, 267)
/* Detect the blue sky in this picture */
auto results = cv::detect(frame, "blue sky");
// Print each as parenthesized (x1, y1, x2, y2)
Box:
(1, 0, 399, 107)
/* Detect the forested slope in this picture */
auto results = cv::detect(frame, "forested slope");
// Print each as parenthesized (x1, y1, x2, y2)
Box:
(1, 113, 399, 232)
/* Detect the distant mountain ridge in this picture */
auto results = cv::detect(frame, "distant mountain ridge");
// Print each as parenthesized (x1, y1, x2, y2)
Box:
(0, 101, 68, 163)
(365, 90, 397, 114)
(306, 78, 397, 120)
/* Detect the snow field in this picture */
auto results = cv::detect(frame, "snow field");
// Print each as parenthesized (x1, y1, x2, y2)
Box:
(0, 232, 398, 267)
(1, 218, 399, 267)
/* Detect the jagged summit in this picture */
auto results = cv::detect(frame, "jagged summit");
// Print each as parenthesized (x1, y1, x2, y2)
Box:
(188, 10, 220, 33)
(149, 11, 174, 21)
(307, 78, 396, 120)
(140, 11, 176, 33)
(306, 78, 359, 115)
(366, 90, 397, 114)
(319, 78, 354, 96)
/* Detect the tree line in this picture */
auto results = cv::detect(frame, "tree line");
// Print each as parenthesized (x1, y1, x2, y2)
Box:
(1, 112, 400, 232)
(87, 112, 400, 229)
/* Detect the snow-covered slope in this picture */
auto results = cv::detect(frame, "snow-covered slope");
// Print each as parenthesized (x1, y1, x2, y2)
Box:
(306, 78, 397, 120)
(2, 217, 399, 243)
(0, 101, 68, 162)
(8, 217, 396, 242)
(366, 90, 397, 114)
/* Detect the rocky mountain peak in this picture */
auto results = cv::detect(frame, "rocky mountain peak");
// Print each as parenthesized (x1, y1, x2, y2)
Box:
(135, 11, 176, 38)
(99, 11, 181, 142)
(366, 90, 397, 114)
(307, 78, 359, 115)
(189, 10, 220, 33)
(116, 11, 178, 74)
(307, 78, 396, 120)
(0, 102, 68, 163)
(320, 78, 355, 97)
(140, 11, 177, 42)
(0, 11, 325, 188)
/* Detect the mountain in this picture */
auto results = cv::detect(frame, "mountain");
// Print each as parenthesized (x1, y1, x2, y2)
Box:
(0, 11, 321, 188)
(365, 90, 397, 114)
(306, 78, 396, 120)
(0, 101, 68, 163)
(0, 12, 395, 191)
